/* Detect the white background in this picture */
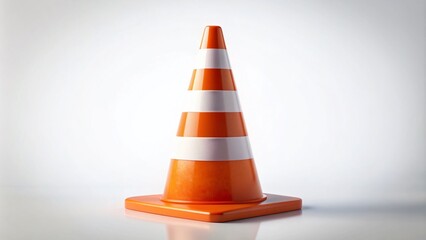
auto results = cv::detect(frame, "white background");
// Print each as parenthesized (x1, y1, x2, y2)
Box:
(1, 0, 425, 239)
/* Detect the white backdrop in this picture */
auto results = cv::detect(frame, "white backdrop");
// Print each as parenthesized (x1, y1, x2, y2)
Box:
(1, 0, 425, 204)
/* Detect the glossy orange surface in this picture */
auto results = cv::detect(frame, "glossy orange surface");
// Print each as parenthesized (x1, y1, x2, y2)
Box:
(162, 159, 264, 204)
(188, 69, 236, 90)
(177, 112, 247, 137)
(124, 25, 302, 222)
(125, 193, 302, 223)
(199, 26, 226, 49)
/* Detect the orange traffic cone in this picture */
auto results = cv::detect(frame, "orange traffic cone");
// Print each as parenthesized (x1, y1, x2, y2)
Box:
(125, 26, 302, 222)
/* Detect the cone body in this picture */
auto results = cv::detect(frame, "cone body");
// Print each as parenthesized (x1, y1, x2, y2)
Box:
(162, 26, 264, 204)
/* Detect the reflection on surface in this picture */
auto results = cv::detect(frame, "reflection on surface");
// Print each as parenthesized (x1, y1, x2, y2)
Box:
(125, 209, 302, 240)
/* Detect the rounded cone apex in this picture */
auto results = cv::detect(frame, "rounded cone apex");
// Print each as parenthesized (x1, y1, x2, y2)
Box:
(200, 26, 227, 49)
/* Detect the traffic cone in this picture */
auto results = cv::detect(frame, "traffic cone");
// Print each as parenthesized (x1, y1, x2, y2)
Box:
(125, 26, 302, 222)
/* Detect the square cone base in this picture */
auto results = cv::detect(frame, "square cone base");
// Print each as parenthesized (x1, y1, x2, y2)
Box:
(125, 194, 302, 222)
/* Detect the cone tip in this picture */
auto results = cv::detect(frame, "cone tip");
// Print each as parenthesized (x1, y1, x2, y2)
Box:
(200, 25, 226, 49)
(205, 25, 222, 29)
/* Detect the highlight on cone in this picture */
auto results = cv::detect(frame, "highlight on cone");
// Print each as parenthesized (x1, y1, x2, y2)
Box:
(125, 26, 302, 222)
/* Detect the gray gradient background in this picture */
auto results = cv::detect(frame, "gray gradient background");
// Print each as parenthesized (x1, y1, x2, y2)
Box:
(0, 0, 425, 239)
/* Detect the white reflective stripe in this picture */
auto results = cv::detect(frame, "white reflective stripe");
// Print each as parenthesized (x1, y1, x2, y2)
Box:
(183, 90, 241, 112)
(195, 49, 231, 69)
(172, 137, 253, 161)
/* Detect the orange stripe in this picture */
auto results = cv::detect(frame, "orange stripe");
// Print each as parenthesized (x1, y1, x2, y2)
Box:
(177, 112, 247, 137)
(200, 26, 226, 49)
(188, 69, 236, 90)
(163, 159, 264, 203)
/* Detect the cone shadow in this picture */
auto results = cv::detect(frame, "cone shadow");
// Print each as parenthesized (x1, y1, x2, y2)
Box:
(125, 207, 302, 240)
